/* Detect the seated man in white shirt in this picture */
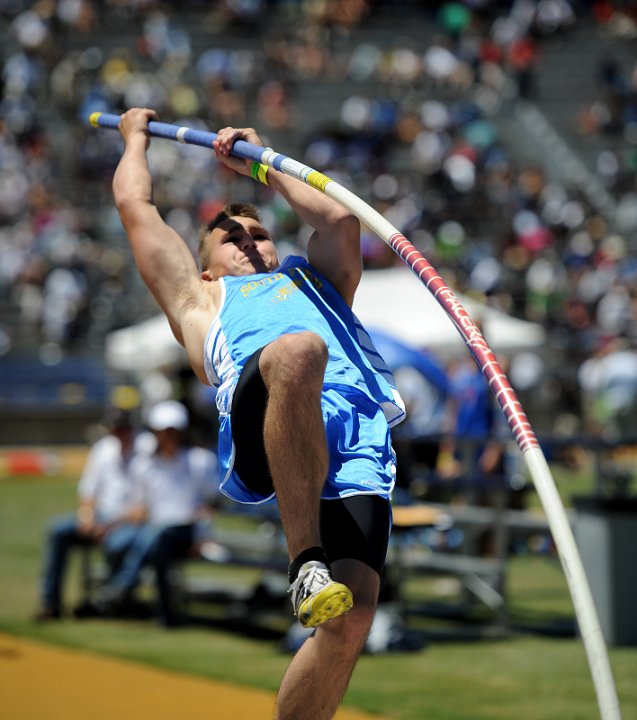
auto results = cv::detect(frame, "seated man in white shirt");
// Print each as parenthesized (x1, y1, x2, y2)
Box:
(99, 400, 219, 626)
(35, 407, 144, 620)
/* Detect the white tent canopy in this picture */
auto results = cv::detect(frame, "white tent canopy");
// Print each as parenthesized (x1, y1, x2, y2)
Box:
(353, 266, 545, 354)
(106, 267, 545, 372)
(106, 314, 187, 373)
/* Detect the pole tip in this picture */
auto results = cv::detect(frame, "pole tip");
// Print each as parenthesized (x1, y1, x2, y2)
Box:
(88, 112, 102, 128)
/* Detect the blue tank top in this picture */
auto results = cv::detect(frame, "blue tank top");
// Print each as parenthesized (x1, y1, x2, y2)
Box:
(203, 256, 405, 427)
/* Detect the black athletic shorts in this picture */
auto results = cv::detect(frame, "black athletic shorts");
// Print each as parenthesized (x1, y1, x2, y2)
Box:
(230, 347, 392, 576)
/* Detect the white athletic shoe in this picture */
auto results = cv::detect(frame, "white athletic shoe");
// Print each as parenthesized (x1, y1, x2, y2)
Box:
(289, 561, 354, 628)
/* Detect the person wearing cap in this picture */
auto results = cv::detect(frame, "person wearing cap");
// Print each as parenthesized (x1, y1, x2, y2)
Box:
(98, 400, 219, 627)
(34, 408, 145, 621)
(111, 110, 405, 718)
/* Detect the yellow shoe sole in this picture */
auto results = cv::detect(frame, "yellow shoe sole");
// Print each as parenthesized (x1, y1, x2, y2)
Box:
(297, 582, 354, 628)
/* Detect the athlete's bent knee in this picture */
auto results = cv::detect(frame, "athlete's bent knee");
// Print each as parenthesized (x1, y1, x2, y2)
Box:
(260, 332, 328, 388)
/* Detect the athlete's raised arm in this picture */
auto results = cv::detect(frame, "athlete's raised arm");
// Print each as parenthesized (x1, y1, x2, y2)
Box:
(112, 108, 206, 345)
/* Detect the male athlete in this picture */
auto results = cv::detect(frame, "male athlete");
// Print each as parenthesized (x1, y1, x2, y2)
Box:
(112, 108, 405, 720)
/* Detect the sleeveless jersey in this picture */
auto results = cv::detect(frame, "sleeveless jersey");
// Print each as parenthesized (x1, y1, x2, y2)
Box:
(203, 255, 405, 427)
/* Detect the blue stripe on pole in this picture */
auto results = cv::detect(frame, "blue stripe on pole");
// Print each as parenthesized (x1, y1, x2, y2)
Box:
(90, 112, 271, 164)
(88, 112, 318, 180)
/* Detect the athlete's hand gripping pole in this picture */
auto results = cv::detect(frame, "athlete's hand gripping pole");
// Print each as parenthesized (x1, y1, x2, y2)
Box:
(89, 111, 622, 720)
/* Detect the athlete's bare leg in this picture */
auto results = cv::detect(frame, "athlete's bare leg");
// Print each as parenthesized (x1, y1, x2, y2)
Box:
(274, 559, 379, 720)
(258, 331, 328, 559)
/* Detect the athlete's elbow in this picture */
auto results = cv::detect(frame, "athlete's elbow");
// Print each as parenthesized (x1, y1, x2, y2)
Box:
(113, 175, 152, 213)
(332, 211, 360, 240)
(113, 182, 134, 215)
(114, 194, 152, 231)
(114, 187, 142, 213)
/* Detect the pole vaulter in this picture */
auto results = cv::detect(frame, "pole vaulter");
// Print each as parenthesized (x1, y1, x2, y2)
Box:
(89, 111, 622, 720)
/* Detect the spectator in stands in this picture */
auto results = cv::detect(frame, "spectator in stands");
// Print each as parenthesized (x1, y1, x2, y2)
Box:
(578, 334, 637, 437)
(506, 33, 539, 99)
(436, 354, 509, 504)
(436, 354, 527, 554)
(33, 407, 143, 621)
(110, 108, 405, 720)
(98, 400, 218, 627)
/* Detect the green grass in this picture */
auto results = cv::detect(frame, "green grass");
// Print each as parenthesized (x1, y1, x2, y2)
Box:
(1, 473, 636, 719)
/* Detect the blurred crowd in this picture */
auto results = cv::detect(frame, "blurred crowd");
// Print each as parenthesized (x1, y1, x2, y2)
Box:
(1, 0, 637, 437)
